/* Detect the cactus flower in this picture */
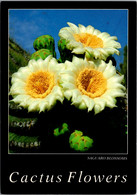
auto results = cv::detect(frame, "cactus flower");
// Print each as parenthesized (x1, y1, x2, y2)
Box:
(60, 56, 126, 114)
(9, 56, 64, 112)
(59, 22, 121, 60)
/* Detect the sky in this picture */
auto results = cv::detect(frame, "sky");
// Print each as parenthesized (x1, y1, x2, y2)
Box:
(9, 9, 128, 69)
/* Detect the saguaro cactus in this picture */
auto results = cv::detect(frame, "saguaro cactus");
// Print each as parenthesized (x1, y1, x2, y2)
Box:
(33, 35, 56, 58)
(69, 130, 93, 152)
(30, 49, 54, 60)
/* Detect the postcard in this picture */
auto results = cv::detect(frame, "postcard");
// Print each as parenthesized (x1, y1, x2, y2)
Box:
(1, 1, 136, 194)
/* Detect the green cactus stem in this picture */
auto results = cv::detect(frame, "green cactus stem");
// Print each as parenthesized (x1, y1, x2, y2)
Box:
(9, 115, 38, 133)
(58, 39, 73, 63)
(58, 39, 84, 63)
(33, 35, 55, 53)
(9, 132, 41, 149)
(53, 123, 69, 136)
(69, 130, 93, 152)
(30, 49, 55, 61)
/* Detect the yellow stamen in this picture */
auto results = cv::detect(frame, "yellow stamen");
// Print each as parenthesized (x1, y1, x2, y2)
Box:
(76, 68, 107, 98)
(25, 71, 55, 98)
(74, 33, 103, 48)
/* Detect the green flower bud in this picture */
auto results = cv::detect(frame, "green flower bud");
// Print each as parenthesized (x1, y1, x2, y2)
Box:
(30, 49, 54, 61)
(33, 35, 55, 53)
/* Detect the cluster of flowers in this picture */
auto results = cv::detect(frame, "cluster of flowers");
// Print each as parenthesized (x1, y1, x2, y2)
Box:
(10, 22, 126, 114)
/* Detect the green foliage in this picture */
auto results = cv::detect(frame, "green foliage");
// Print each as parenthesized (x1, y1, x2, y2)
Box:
(53, 123, 69, 136)
(9, 132, 40, 149)
(30, 49, 54, 60)
(9, 115, 38, 131)
(125, 125, 128, 134)
(58, 39, 85, 63)
(120, 45, 127, 87)
(69, 130, 93, 152)
(58, 39, 73, 62)
(9, 38, 31, 76)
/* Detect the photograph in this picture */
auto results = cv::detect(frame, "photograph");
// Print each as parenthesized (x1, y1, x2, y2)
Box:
(8, 8, 128, 154)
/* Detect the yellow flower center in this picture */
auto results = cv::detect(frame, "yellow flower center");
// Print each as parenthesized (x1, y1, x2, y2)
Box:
(25, 71, 55, 98)
(76, 68, 107, 98)
(74, 33, 103, 48)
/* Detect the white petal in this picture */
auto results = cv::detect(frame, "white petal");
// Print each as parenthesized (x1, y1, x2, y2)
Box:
(12, 71, 29, 82)
(103, 62, 116, 79)
(82, 95, 95, 112)
(72, 56, 84, 68)
(60, 74, 75, 83)
(107, 82, 126, 90)
(108, 75, 124, 84)
(82, 95, 90, 108)
(98, 32, 110, 39)
(28, 100, 40, 112)
(67, 22, 79, 33)
(97, 48, 108, 56)
(52, 86, 63, 97)
(28, 60, 41, 72)
(47, 58, 58, 72)
(61, 82, 75, 90)
(59, 29, 74, 40)
(71, 89, 81, 101)
(10, 81, 25, 89)
(101, 94, 116, 108)
(105, 89, 125, 98)
(44, 55, 53, 64)
(39, 101, 49, 112)
(46, 94, 56, 109)
(12, 95, 30, 104)
(94, 105, 102, 114)
(72, 47, 85, 54)
(19, 97, 32, 108)
(93, 29, 101, 36)
(64, 90, 72, 100)
(97, 61, 107, 72)
(72, 95, 82, 105)
(10, 87, 26, 95)
(78, 101, 87, 110)
(104, 48, 120, 55)
(86, 25, 94, 34)
(67, 39, 83, 49)
(18, 66, 32, 76)
(78, 24, 86, 33)
(94, 98, 106, 111)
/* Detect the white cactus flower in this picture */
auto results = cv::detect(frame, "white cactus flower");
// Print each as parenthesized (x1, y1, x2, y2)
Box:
(59, 22, 121, 60)
(9, 56, 64, 112)
(60, 56, 126, 114)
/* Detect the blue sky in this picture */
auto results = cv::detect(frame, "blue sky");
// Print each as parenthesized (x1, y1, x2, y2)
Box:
(9, 9, 128, 69)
